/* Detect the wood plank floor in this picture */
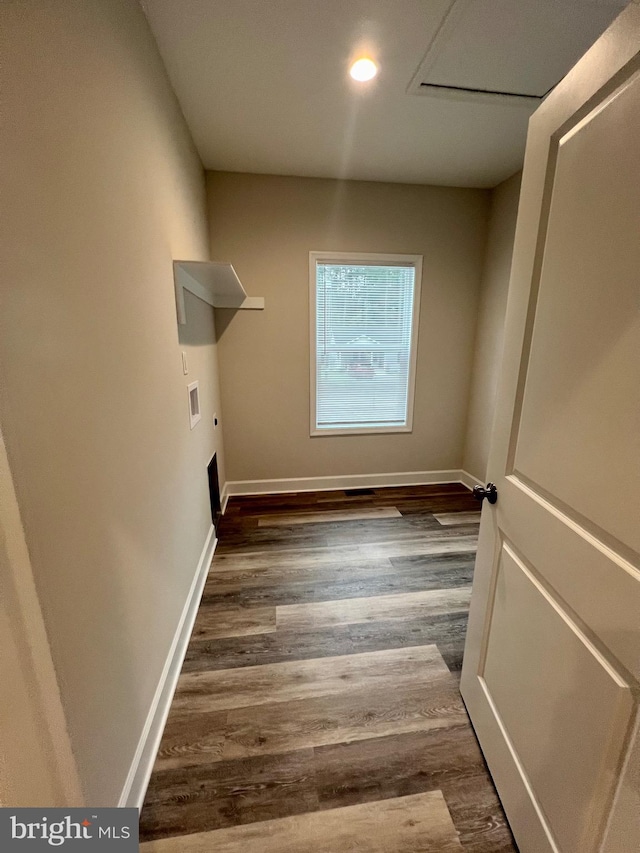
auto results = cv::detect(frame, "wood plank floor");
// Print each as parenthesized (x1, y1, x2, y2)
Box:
(140, 484, 518, 852)
(141, 791, 463, 852)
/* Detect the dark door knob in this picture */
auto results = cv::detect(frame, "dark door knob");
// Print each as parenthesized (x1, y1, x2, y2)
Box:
(473, 482, 498, 504)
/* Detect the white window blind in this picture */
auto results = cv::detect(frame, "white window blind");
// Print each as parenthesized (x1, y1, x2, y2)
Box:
(312, 255, 421, 434)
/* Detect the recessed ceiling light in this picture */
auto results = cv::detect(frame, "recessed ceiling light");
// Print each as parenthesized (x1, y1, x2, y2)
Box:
(350, 58, 378, 82)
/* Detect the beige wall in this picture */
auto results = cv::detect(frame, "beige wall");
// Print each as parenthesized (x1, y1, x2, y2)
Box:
(463, 172, 522, 481)
(1, 0, 223, 805)
(207, 172, 489, 482)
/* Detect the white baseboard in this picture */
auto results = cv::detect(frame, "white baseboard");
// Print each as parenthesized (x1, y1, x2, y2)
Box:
(225, 469, 469, 498)
(458, 470, 482, 491)
(220, 482, 229, 515)
(118, 524, 217, 810)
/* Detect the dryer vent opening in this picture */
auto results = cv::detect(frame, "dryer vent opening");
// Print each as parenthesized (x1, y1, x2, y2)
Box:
(208, 453, 221, 532)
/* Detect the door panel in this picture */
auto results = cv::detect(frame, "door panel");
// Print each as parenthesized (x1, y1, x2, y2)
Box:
(513, 71, 640, 554)
(481, 545, 633, 853)
(502, 477, 640, 683)
(461, 6, 640, 852)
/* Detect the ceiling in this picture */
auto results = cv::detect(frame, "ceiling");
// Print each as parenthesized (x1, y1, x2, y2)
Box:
(142, 0, 626, 188)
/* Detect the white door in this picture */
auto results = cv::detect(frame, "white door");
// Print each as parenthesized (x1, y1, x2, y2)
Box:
(0, 428, 82, 806)
(460, 6, 640, 853)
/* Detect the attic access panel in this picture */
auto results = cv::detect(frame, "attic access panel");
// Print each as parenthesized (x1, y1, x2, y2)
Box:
(409, 0, 625, 103)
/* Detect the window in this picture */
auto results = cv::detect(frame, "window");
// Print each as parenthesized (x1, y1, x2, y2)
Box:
(310, 252, 422, 435)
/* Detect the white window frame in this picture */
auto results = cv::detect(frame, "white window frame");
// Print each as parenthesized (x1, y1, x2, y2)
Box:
(309, 251, 423, 437)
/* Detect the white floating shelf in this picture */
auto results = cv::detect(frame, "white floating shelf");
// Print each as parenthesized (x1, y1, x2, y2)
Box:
(174, 260, 264, 324)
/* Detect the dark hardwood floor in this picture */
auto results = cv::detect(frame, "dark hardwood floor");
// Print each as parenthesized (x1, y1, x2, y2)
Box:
(139, 484, 517, 852)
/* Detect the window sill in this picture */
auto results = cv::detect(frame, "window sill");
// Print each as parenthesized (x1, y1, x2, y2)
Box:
(310, 425, 413, 437)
